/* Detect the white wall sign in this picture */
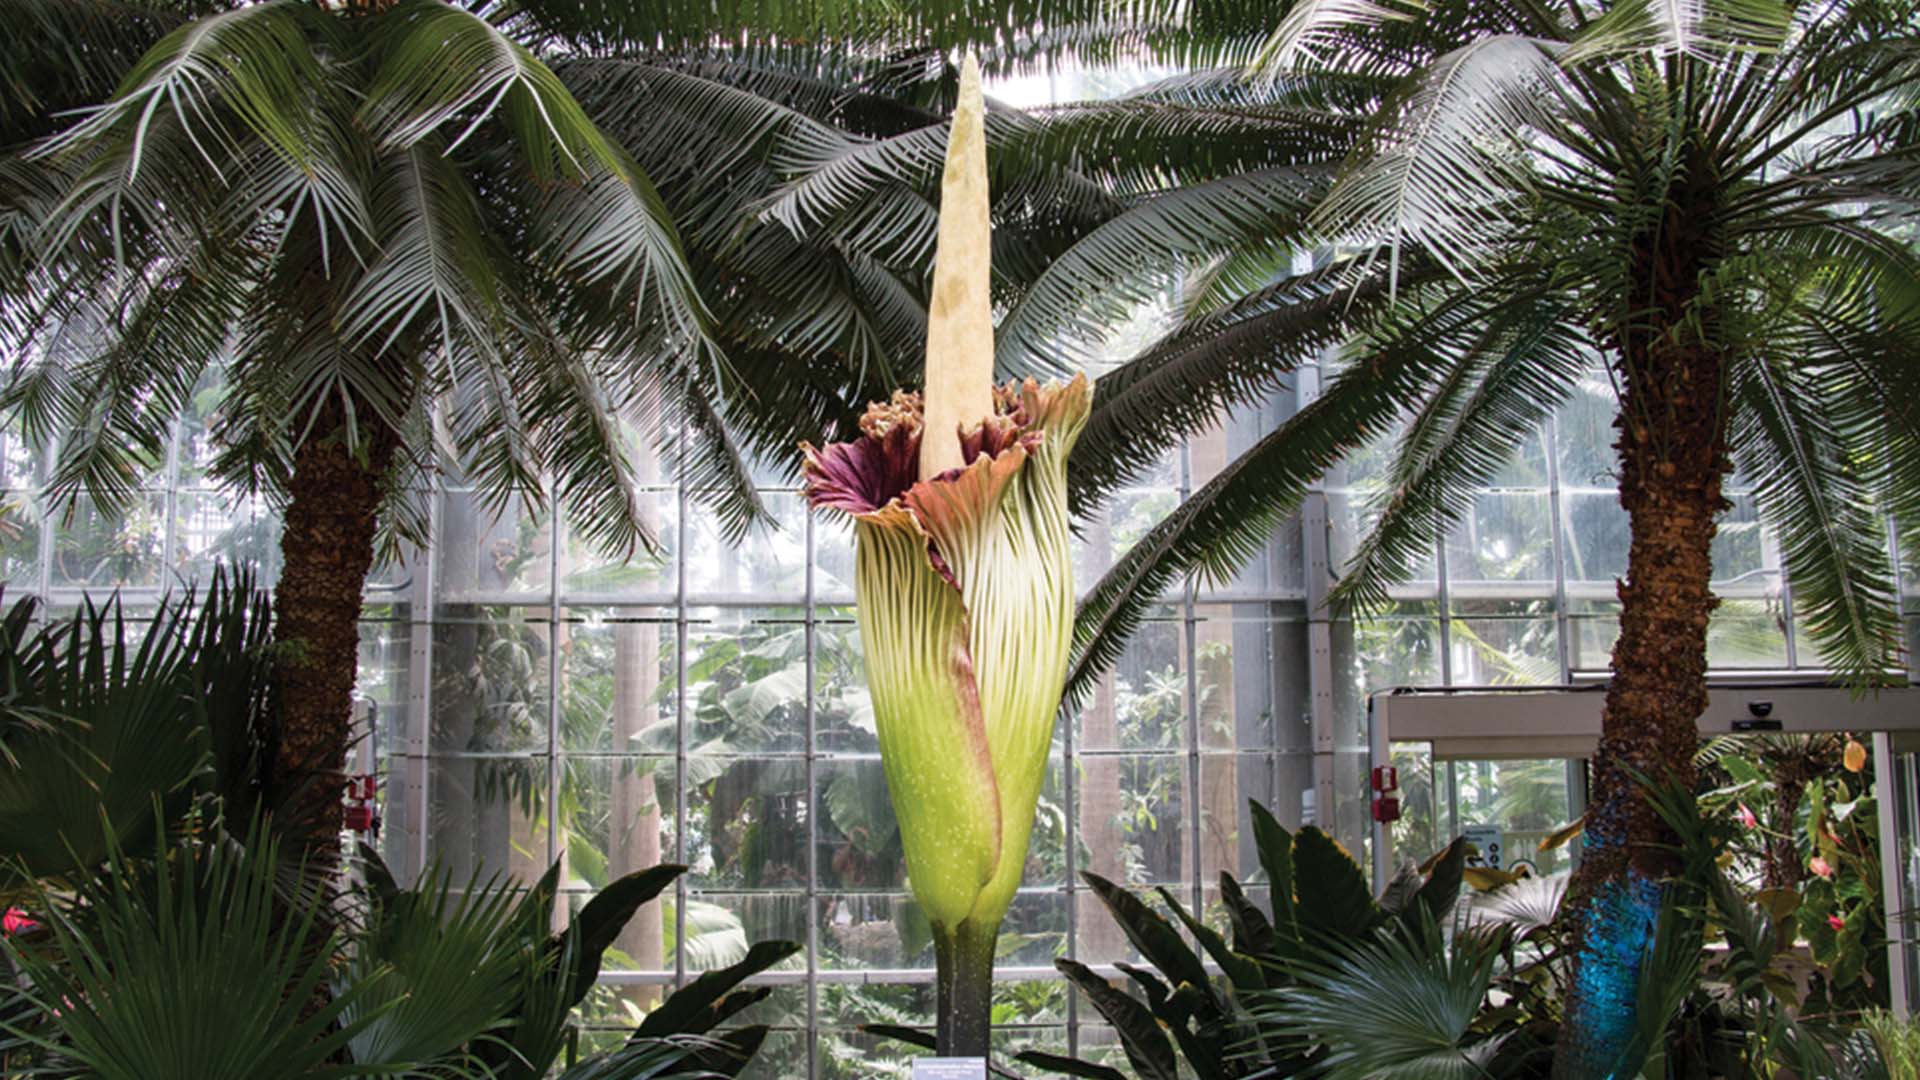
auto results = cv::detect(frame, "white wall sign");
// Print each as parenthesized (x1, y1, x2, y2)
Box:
(913, 1059, 987, 1080)
(1462, 824, 1504, 870)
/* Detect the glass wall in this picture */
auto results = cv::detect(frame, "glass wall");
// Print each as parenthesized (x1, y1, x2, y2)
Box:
(3, 358, 1885, 1077)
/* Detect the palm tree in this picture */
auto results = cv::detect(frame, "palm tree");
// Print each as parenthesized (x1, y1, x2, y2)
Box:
(766, 0, 1920, 1072)
(0, 0, 1200, 859)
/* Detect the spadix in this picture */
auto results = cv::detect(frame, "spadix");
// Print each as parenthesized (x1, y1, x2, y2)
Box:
(800, 54, 1088, 1058)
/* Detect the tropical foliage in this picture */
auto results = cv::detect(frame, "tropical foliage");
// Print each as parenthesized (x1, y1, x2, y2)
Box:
(983, 787, 1902, 1080)
(778, 0, 1920, 1067)
(0, 0, 1208, 855)
(0, 573, 791, 1077)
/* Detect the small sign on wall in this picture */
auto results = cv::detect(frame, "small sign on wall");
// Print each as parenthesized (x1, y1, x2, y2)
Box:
(1463, 823, 1504, 870)
(913, 1058, 987, 1080)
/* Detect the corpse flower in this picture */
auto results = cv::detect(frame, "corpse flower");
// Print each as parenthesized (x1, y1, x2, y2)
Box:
(800, 55, 1088, 1057)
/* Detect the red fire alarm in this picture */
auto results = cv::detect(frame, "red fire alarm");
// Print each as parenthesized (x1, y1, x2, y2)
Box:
(1370, 765, 1398, 792)
(1371, 795, 1401, 823)
(344, 802, 377, 832)
(344, 774, 379, 835)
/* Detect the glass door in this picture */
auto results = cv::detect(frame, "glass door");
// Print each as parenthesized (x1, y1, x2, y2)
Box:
(1388, 744, 1586, 878)
(1877, 731, 1920, 1016)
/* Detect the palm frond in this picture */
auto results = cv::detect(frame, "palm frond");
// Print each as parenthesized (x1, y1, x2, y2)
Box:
(537, 148, 716, 357)
(345, 865, 529, 1070)
(360, 0, 613, 180)
(504, 0, 1252, 62)
(34, 0, 330, 180)
(340, 144, 507, 364)
(1729, 351, 1901, 681)
(1069, 255, 1427, 517)
(2, 826, 372, 1080)
(673, 386, 773, 546)
(1562, 0, 1790, 64)
(996, 166, 1332, 375)
(1067, 289, 1495, 704)
(514, 316, 658, 559)
(1250, 0, 1424, 78)
(1251, 914, 1506, 1080)
(1331, 291, 1590, 612)
(1312, 34, 1559, 289)
(0, 0, 194, 143)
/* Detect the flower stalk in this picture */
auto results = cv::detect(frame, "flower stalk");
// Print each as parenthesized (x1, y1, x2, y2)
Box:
(800, 54, 1087, 1059)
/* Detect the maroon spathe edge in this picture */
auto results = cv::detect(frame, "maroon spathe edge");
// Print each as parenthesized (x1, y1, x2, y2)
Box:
(800, 387, 1044, 519)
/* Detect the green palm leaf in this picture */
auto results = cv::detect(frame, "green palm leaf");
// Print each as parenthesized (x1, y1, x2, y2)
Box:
(360, 0, 612, 180)
(996, 167, 1332, 373)
(1729, 351, 1901, 678)
(1253, 915, 1506, 1080)
(1331, 290, 1590, 611)
(1067, 288, 1495, 705)
(2, 828, 374, 1080)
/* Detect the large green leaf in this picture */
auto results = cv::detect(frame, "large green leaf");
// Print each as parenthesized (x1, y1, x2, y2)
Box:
(1293, 826, 1380, 944)
(633, 939, 803, 1039)
(564, 864, 688, 1002)
(1249, 799, 1298, 945)
(0, 596, 210, 892)
(1054, 957, 1181, 1080)
(1080, 873, 1212, 995)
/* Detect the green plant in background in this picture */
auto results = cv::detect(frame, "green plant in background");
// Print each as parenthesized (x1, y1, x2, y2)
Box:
(800, 56, 1090, 1057)
(3, 0, 1181, 869)
(0, 573, 792, 1078)
(992, 800, 1470, 1080)
(1696, 733, 1890, 1015)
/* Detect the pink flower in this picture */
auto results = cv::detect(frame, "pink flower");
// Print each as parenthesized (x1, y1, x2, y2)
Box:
(1810, 856, 1835, 879)
(1829, 914, 1846, 931)
(1, 907, 35, 935)
(1737, 803, 1758, 830)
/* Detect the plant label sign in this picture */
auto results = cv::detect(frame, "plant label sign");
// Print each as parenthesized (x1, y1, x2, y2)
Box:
(1463, 823, 1504, 870)
(914, 1058, 987, 1080)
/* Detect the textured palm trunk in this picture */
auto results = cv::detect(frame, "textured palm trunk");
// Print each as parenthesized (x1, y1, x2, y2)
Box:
(273, 412, 397, 862)
(1763, 750, 1820, 890)
(1554, 167, 1728, 1078)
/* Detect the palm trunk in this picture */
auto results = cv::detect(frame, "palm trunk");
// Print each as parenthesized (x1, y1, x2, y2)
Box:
(272, 410, 397, 861)
(1555, 168, 1729, 1078)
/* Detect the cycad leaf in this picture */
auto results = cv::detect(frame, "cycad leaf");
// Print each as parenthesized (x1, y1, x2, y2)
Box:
(360, 0, 613, 179)
(1730, 353, 1900, 680)
(1312, 34, 1557, 289)
(1563, 0, 1790, 63)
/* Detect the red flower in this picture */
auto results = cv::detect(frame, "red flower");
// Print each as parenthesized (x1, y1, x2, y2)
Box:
(1737, 803, 1758, 830)
(1810, 856, 1835, 879)
(1828, 914, 1846, 932)
(1, 907, 35, 935)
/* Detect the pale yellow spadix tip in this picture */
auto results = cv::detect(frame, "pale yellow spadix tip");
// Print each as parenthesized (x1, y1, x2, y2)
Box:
(919, 53, 994, 481)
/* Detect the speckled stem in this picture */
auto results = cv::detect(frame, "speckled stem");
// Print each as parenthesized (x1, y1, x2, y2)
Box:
(934, 918, 997, 1059)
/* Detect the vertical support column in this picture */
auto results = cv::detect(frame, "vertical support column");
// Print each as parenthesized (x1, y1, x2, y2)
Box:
(673, 470, 689, 987)
(401, 490, 439, 884)
(1368, 695, 1391, 889)
(1181, 441, 1204, 917)
(803, 508, 820, 1077)
(161, 412, 183, 590)
(1061, 653, 1079, 1062)
(1543, 416, 1573, 683)
(35, 431, 55, 611)
(1875, 731, 1910, 1018)
(546, 493, 563, 880)
(1299, 365, 1338, 837)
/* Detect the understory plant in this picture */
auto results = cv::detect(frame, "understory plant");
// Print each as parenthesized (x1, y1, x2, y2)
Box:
(998, 802, 1472, 1080)
(0, 573, 791, 1077)
(1010, 786, 1905, 1080)
(800, 56, 1089, 1057)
